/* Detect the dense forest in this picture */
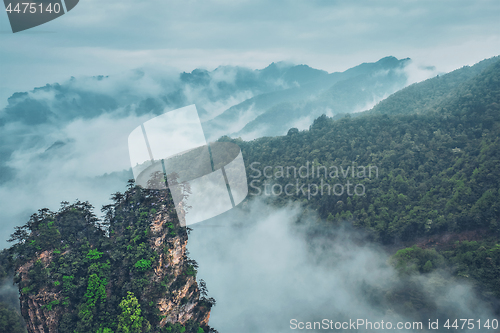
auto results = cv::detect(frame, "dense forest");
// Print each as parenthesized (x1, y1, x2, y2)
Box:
(235, 57, 500, 240)
(370, 56, 499, 116)
(227, 57, 500, 299)
(0, 180, 215, 333)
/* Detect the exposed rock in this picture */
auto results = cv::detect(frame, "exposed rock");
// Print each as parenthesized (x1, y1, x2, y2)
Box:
(14, 187, 213, 333)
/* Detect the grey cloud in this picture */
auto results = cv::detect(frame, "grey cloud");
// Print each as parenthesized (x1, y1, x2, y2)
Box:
(1, 0, 499, 105)
(188, 200, 496, 333)
(0, 63, 310, 247)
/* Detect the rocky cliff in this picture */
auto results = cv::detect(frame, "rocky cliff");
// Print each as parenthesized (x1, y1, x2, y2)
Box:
(10, 183, 214, 333)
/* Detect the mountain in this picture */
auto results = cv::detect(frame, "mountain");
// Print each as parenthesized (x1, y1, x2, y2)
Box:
(233, 57, 411, 139)
(203, 56, 414, 140)
(2, 56, 500, 331)
(0, 66, 266, 186)
(0, 57, 420, 158)
(198, 63, 332, 139)
(5, 185, 214, 333)
(218, 56, 500, 300)
(0, 62, 332, 184)
(369, 56, 499, 116)
(234, 56, 500, 243)
(0, 62, 327, 128)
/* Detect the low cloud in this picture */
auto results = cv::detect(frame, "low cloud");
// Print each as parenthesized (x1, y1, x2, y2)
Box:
(188, 200, 496, 333)
(0, 109, 149, 248)
(0, 57, 461, 249)
(0, 278, 21, 311)
(401, 60, 441, 86)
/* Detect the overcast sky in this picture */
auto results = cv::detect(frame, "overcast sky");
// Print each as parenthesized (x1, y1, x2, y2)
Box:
(1, 0, 500, 106)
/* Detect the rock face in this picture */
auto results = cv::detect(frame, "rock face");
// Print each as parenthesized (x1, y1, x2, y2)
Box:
(18, 251, 63, 333)
(19, 288, 62, 333)
(13, 186, 214, 333)
(149, 205, 211, 327)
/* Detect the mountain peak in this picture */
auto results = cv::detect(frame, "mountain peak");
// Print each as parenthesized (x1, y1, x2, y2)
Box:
(375, 56, 411, 67)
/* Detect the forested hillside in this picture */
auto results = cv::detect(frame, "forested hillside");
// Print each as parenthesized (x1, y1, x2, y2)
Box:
(2, 182, 215, 333)
(370, 56, 499, 116)
(236, 57, 500, 241)
(229, 57, 500, 299)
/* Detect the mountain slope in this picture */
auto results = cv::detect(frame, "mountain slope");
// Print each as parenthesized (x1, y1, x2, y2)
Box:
(219, 57, 500, 302)
(8, 184, 215, 333)
(232, 57, 500, 243)
(234, 57, 410, 139)
(204, 56, 413, 140)
(369, 56, 499, 116)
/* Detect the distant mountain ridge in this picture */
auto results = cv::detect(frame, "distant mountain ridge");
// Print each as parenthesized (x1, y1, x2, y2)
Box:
(0, 56, 420, 185)
(204, 56, 413, 140)
(0, 56, 415, 133)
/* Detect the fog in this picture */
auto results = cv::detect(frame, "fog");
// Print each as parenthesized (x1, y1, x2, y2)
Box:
(188, 200, 496, 333)
(0, 59, 442, 249)
(0, 278, 20, 311)
(0, 66, 260, 248)
(0, 110, 146, 248)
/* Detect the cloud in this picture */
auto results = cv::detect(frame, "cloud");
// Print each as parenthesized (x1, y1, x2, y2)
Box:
(0, 109, 152, 248)
(0, 277, 22, 311)
(401, 59, 441, 86)
(352, 93, 391, 114)
(1, 0, 499, 106)
(187, 200, 496, 333)
(0, 62, 295, 248)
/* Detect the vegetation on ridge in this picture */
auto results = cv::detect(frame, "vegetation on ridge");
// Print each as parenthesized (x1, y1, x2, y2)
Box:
(4, 180, 215, 333)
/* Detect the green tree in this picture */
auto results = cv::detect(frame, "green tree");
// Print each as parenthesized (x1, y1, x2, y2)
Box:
(117, 292, 148, 333)
(0, 303, 27, 333)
